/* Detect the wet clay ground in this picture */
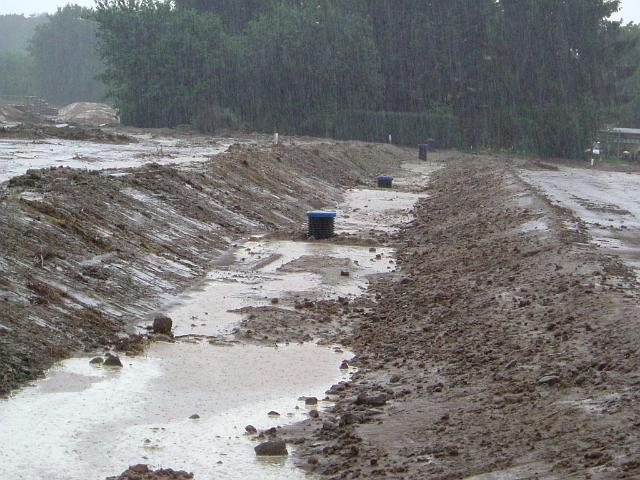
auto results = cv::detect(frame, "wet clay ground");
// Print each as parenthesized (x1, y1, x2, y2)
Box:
(264, 155, 640, 479)
(0, 139, 411, 396)
(3, 136, 640, 479)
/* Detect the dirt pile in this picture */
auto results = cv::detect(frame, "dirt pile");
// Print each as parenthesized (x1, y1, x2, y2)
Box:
(0, 124, 133, 143)
(0, 141, 410, 396)
(106, 465, 193, 480)
(0, 105, 25, 126)
(57, 102, 120, 126)
(277, 156, 640, 478)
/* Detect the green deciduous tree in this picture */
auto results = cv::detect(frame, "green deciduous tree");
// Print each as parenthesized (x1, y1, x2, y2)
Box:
(30, 5, 105, 105)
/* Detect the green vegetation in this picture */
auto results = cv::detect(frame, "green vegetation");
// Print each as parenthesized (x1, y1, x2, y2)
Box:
(0, 7, 105, 105)
(1, 1, 636, 158)
(30, 6, 105, 105)
(0, 51, 34, 97)
(92, 0, 627, 157)
(0, 14, 47, 52)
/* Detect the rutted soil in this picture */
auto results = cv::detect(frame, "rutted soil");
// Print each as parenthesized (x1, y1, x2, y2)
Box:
(4, 139, 640, 479)
(258, 155, 640, 479)
(0, 140, 410, 396)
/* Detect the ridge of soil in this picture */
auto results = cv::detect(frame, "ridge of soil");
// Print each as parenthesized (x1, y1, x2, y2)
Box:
(274, 155, 640, 479)
(0, 141, 410, 396)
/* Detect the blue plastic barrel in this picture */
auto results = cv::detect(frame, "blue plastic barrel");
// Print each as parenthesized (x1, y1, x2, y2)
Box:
(377, 175, 394, 188)
(306, 211, 337, 239)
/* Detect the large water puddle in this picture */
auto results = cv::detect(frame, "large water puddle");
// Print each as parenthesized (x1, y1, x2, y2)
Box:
(0, 134, 240, 183)
(0, 161, 437, 479)
(337, 162, 439, 234)
(166, 240, 395, 337)
(0, 341, 350, 480)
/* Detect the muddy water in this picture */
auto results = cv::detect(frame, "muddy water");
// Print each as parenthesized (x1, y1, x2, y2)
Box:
(0, 135, 239, 183)
(520, 167, 640, 276)
(0, 160, 436, 479)
(167, 240, 396, 337)
(0, 342, 350, 480)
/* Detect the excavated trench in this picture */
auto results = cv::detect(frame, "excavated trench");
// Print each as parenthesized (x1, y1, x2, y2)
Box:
(0, 139, 438, 479)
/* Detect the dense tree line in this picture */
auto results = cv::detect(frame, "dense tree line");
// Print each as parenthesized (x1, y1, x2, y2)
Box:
(0, 1, 631, 157)
(0, 14, 47, 52)
(0, 8, 105, 105)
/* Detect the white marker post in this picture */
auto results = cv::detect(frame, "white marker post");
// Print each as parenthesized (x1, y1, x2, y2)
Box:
(273, 133, 279, 145)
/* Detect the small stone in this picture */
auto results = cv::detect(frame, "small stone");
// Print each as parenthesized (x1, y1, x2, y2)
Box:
(369, 247, 377, 252)
(189, 414, 200, 419)
(271, 298, 279, 304)
(245, 425, 257, 434)
(305, 397, 318, 406)
(356, 393, 388, 407)
(309, 409, 320, 418)
(390, 374, 401, 383)
(308, 456, 319, 465)
(340, 360, 349, 370)
(254, 440, 288, 456)
(129, 464, 150, 474)
(268, 411, 280, 417)
(103, 354, 123, 367)
(538, 375, 561, 386)
(89, 357, 103, 365)
(340, 271, 350, 277)
(152, 314, 173, 334)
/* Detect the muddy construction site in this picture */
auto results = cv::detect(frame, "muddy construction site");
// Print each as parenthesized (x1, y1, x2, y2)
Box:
(1, 128, 640, 480)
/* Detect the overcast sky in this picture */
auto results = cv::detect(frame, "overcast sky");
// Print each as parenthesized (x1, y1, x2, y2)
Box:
(0, 0, 639, 22)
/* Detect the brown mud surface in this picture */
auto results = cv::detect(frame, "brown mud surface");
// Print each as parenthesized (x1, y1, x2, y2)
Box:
(106, 464, 193, 480)
(0, 124, 135, 143)
(0, 141, 409, 396)
(260, 155, 640, 479)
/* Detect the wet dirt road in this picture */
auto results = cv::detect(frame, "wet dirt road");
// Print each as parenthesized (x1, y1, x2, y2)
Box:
(520, 166, 640, 277)
(0, 134, 236, 183)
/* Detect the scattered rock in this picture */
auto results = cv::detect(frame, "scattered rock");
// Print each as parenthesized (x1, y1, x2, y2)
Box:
(268, 410, 280, 417)
(103, 354, 123, 368)
(105, 464, 194, 480)
(356, 393, 388, 407)
(245, 425, 257, 434)
(152, 315, 173, 335)
(537, 375, 561, 386)
(254, 440, 288, 456)
(189, 414, 200, 419)
(305, 397, 319, 406)
(89, 357, 104, 365)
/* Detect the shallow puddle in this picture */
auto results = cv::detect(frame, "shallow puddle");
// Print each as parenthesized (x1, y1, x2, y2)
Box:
(167, 240, 395, 337)
(0, 341, 350, 480)
(0, 161, 436, 479)
(0, 135, 237, 183)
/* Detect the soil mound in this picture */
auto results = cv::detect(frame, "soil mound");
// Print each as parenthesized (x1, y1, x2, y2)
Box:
(57, 102, 119, 126)
(0, 105, 25, 126)
(106, 464, 193, 480)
